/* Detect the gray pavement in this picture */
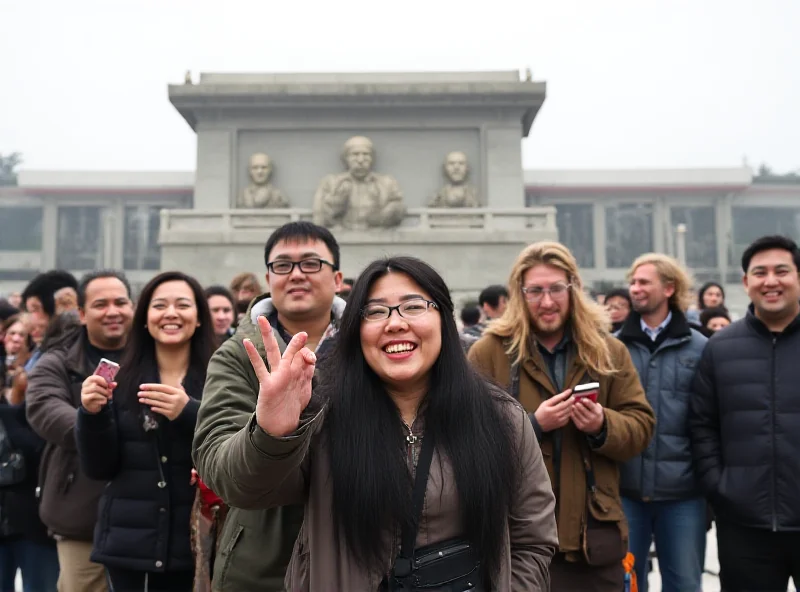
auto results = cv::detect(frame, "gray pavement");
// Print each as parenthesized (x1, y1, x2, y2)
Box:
(12, 525, 798, 591)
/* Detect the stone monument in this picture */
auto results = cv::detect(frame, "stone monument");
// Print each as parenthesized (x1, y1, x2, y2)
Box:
(237, 153, 289, 208)
(164, 71, 557, 300)
(428, 151, 480, 208)
(312, 136, 405, 229)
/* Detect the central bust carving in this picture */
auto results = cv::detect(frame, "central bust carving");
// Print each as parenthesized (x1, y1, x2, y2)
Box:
(312, 136, 406, 230)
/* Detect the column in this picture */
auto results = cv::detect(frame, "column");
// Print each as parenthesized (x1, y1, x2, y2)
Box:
(40, 200, 58, 270)
(482, 124, 525, 208)
(194, 126, 233, 210)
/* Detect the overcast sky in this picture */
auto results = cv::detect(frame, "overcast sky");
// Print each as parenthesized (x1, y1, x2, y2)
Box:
(2, 0, 798, 173)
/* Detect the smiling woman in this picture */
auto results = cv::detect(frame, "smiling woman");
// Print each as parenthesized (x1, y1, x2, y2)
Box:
(216, 255, 559, 591)
(74, 271, 216, 592)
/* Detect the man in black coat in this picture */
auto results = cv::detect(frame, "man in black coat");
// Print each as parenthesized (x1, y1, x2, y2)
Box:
(690, 235, 800, 591)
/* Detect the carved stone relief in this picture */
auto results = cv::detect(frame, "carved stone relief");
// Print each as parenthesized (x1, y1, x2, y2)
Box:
(312, 136, 406, 229)
(237, 153, 289, 209)
(428, 151, 480, 208)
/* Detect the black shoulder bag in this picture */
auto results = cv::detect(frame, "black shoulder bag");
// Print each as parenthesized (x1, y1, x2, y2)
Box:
(383, 431, 485, 591)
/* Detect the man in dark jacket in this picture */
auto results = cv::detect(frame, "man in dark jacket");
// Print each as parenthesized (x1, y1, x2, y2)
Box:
(26, 270, 133, 592)
(690, 235, 800, 591)
(193, 222, 345, 592)
(617, 254, 707, 592)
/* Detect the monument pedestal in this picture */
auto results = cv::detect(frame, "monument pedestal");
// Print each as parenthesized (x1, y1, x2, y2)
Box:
(163, 70, 553, 294)
(159, 207, 557, 300)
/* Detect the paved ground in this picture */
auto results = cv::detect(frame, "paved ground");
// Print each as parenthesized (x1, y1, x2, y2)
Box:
(11, 525, 798, 591)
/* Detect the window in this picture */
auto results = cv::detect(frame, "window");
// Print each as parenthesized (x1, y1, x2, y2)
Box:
(670, 206, 717, 268)
(0, 269, 40, 281)
(124, 206, 162, 270)
(0, 207, 43, 251)
(555, 204, 594, 267)
(57, 206, 103, 270)
(605, 204, 654, 268)
(731, 207, 800, 265)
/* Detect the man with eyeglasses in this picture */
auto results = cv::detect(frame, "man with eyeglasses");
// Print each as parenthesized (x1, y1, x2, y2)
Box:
(193, 221, 345, 592)
(469, 241, 653, 592)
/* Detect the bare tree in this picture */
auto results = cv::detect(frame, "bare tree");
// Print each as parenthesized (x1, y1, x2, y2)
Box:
(0, 152, 23, 186)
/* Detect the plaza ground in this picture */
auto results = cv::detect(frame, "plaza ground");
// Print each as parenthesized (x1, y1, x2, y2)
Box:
(12, 525, 798, 591)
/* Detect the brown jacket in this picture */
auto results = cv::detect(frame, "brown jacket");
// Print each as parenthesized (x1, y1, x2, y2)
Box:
(468, 332, 655, 557)
(25, 328, 107, 541)
(198, 394, 558, 591)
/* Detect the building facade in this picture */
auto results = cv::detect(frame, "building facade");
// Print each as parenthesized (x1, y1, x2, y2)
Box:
(1, 167, 798, 311)
(0, 171, 192, 294)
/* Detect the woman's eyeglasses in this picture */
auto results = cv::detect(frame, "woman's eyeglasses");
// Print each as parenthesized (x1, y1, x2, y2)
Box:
(361, 299, 438, 322)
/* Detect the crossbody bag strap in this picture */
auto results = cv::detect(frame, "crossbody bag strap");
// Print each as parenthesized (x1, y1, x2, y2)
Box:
(508, 361, 520, 400)
(578, 437, 597, 495)
(394, 431, 436, 578)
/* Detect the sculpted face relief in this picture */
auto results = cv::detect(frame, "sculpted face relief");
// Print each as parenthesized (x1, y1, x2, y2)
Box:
(444, 151, 468, 183)
(312, 136, 406, 229)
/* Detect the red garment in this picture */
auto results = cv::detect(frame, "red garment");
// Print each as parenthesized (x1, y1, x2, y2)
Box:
(197, 478, 224, 510)
(191, 469, 224, 518)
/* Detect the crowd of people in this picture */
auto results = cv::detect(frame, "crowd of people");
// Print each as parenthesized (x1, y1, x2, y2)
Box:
(0, 221, 798, 592)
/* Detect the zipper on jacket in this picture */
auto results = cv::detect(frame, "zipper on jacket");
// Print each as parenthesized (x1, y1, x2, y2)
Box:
(771, 336, 778, 532)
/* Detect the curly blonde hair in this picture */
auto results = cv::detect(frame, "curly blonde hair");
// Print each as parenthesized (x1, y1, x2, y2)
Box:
(486, 241, 618, 374)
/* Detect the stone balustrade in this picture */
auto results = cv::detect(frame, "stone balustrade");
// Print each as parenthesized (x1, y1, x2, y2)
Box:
(158, 205, 558, 297)
(159, 206, 557, 236)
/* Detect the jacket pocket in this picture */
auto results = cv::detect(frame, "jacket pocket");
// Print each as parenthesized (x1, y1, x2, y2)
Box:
(589, 486, 625, 522)
(676, 356, 699, 393)
(214, 522, 244, 592)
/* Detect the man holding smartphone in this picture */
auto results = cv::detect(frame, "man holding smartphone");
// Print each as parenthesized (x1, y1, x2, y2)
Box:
(616, 254, 708, 592)
(469, 241, 654, 592)
(26, 270, 133, 592)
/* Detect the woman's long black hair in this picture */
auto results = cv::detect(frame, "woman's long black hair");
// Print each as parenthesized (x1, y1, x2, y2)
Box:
(318, 256, 520, 578)
(114, 271, 215, 415)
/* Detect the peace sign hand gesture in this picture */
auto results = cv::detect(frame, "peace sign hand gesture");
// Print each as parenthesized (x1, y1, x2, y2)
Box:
(244, 316, 317, 438)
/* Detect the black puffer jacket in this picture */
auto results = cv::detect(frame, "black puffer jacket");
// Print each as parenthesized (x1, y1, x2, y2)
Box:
(0, 402, 52, 546)
(690, 308, 800, 531)
(75, 373, 203, 573)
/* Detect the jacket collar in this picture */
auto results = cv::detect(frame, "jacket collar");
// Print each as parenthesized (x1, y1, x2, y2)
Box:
(237, 293, 347, 357)
(248, 295, 346, 327)
(521, 328, 590, 395)
(618, 307, 692, 346)
(64, 327, 92, 378)
(745, 303, 800, 337)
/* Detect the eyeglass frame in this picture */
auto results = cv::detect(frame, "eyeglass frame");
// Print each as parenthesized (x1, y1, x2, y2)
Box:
(521, 282, 573, 303)
(360, 299, 439, 322)
(266, 258, 338, 275)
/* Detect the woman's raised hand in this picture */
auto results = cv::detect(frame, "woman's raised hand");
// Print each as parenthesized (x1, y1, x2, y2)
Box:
(244, 315, 317, 438)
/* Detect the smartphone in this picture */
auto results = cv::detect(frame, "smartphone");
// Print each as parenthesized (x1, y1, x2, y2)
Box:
(94, 358, 121, 385)
(573, 382, 600, 403)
